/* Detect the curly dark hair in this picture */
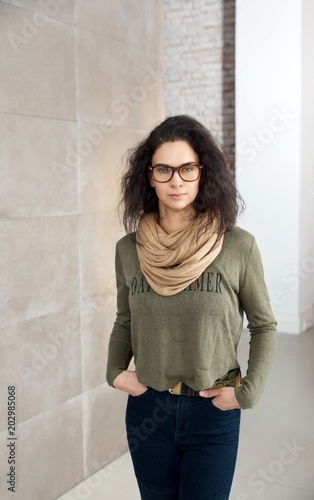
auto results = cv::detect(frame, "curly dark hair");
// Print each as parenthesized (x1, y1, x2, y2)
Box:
(120, 115, 244, 238)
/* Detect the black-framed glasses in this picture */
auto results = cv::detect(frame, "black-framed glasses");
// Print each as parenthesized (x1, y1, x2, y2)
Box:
(148, 163, 203, 183)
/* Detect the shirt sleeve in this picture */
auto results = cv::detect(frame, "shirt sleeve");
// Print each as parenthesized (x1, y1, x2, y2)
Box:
(106, 242, 133, 387)
(234, 238, 277, 409)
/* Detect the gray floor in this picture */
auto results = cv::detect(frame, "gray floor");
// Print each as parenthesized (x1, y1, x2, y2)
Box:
(58, 329, 314, 499)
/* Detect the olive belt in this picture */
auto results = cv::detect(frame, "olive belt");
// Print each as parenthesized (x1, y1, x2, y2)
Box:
(169, 368, 241, 396)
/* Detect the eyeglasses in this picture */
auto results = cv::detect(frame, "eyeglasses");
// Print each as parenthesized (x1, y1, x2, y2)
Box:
(148, 163, 203, 183)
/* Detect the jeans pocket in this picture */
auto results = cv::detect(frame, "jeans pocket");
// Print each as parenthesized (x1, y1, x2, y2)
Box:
(208, 397, 238, 415)
(130, 387, 151, 399)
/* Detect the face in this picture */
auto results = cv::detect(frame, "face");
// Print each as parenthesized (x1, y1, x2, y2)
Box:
(150, 141, 201, 217)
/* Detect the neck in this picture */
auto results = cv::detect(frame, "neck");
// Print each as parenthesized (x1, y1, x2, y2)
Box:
(157, 208, 196, 234)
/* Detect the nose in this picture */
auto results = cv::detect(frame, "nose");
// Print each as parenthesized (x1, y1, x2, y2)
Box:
(170, 170, 183, 186)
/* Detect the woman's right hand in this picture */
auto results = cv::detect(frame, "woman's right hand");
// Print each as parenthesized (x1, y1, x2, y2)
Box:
(113, 370, 148, 397)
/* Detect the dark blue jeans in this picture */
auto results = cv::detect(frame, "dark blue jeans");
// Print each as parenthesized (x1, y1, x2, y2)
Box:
(126, 387, 241, 500)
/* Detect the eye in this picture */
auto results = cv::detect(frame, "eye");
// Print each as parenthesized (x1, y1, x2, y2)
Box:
(181, 164, 197, 173)
(156, 166, 170, 174)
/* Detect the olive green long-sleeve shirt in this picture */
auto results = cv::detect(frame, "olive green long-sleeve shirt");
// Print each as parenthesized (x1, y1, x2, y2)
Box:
(106, 226, 277, 409)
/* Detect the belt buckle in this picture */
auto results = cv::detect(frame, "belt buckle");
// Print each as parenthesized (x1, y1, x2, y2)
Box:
(169, 369, 241, 395)
(210, 368, 241, 389)
(169, 382, 181, 395)
(169, 382, 199, 396)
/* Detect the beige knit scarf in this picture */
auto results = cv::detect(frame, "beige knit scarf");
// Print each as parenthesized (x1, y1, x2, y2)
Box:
(136, 213, 224, 296)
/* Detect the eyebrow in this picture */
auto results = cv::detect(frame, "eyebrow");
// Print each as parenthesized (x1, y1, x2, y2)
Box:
(152, 162, 198, 167)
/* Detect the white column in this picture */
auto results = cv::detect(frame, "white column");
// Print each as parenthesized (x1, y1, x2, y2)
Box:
(235, 0, 314, 334)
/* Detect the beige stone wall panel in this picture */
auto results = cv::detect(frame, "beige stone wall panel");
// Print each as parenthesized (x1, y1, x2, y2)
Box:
(0, 1, 164, 497)
(78, 125, 145, 214)
(82, 384, 128, 478)
(0, 0, 75, 24)
(78, 212, 121, 299)
(0, 3, 76, 119)
(76, 28, 163, 128)
(0, 216, 80, 322)
(0, 395, 84, 500)
(0, 114, 78, 219)
(76, 0, 162, 52)
(0, 308, 81, 428)
(80, 293, 114, 392)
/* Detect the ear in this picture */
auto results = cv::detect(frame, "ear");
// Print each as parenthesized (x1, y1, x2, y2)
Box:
(148, 172, 155, 188)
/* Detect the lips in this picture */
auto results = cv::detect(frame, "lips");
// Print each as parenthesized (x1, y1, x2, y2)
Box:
(169, 193, 186, 199)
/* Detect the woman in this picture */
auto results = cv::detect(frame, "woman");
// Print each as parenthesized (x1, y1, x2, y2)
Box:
(106, 115, 277, 500)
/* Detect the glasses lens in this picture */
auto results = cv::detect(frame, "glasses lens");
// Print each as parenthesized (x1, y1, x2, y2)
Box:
(153, 166, 172, 182)
(153, 164, 200, 182)
(179, 165, 199, 181)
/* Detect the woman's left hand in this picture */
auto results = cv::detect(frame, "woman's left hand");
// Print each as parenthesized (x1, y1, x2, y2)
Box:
(199, 387, 241, 410)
